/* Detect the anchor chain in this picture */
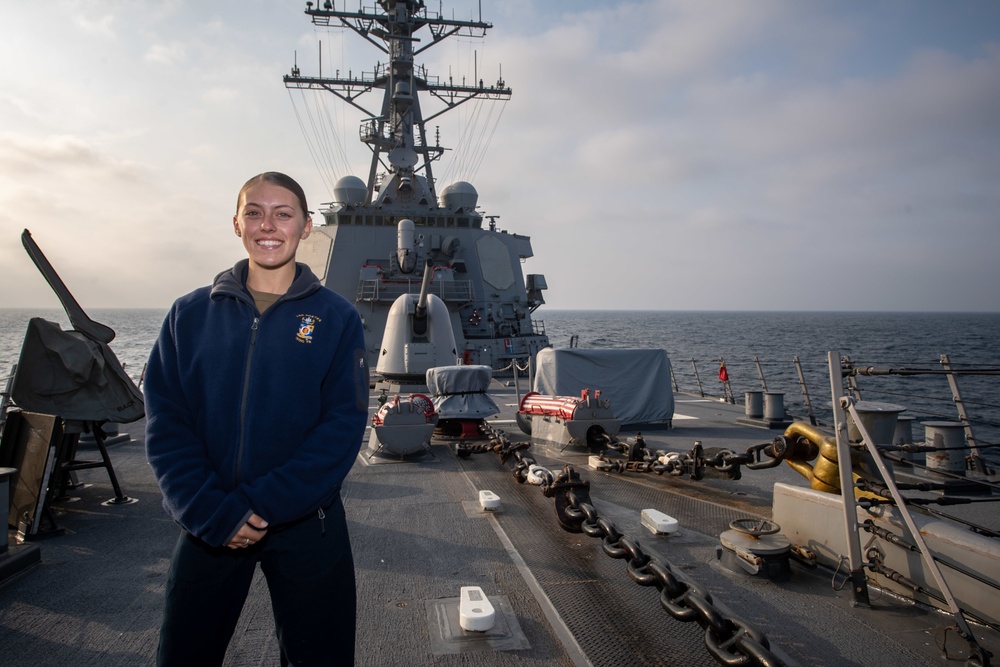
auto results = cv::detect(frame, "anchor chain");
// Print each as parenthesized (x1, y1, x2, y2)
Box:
(596, 434, 787, 481)
(561, 481, 787, 667)
(469, 421, 789, 667)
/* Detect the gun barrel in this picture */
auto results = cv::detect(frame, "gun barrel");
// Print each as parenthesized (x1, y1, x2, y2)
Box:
(22, 229, 116, 344)
(415, 259, 433, 320)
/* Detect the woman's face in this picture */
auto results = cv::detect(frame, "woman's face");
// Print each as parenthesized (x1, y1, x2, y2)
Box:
(233, 180, 312, 274)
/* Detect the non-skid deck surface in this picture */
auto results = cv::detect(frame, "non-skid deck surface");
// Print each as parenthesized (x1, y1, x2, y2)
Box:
(1, 393, 998, 666)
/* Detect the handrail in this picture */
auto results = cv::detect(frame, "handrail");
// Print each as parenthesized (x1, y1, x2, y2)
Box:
(669, 355, 1000, 456)
(841, 391, 989, 660)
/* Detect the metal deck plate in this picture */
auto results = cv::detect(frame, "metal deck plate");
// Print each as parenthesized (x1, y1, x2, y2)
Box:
(425, 595, 530, 655)
(460, 455, 722, 667)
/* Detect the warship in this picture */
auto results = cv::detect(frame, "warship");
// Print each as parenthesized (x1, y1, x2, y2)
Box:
(283, 0, 550, 372)
(1, 2, 999, 666)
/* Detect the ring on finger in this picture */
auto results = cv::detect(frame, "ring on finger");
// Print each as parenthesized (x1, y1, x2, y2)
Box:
(244, 537, 250, 546)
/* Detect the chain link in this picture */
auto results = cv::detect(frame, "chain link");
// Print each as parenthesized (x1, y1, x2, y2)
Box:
(469, 421, 790, 667)
(592, 432, 789, 481)
(566, 486, 785, 666)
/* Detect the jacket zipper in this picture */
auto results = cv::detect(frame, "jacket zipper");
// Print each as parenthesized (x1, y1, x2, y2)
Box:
(235, 316, 260, 485)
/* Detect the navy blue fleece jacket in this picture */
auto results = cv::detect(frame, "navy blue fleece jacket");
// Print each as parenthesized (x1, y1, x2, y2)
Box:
(145, 260, 369, 547)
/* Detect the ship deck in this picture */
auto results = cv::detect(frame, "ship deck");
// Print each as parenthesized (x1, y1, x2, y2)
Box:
(1, 383, 998, 666)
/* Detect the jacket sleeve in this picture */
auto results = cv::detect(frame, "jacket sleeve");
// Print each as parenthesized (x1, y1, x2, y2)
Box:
(235, 307, 369, 525)
(144, 303, 254, 547)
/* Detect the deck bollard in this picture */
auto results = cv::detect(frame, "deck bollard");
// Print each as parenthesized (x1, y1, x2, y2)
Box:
(745, 391, 763, 419)
(923, 422, 966, 477)
(847, 401, 905, 482)
(847, 402, 905, 445)
(763, 392, 785, 421)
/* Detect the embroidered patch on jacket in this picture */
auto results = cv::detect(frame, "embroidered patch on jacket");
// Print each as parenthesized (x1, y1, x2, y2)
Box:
(295, 314, 321, 344)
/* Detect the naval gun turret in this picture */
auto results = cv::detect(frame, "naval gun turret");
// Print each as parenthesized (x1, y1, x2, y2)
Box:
(375, 256, 458, 393)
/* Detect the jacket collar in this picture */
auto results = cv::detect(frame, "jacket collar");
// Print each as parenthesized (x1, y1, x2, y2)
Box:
(210, 259, 321, 304)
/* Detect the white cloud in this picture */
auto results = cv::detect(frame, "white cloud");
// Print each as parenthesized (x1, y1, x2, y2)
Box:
(201, 86, 240, 107)
(144, 41, 188, 65)
(0, 0, 997, 312)
(0, 132, 238, 308)
(76, 13, 116, 38)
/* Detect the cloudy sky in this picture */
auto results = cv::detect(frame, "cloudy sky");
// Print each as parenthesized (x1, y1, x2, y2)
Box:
(2, 0, 998, 312)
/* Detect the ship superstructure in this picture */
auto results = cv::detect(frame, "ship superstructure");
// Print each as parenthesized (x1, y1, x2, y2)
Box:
(284, 0, 550, 372)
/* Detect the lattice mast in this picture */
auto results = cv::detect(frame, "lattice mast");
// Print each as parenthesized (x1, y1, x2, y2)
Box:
(283, 0, 511, 207)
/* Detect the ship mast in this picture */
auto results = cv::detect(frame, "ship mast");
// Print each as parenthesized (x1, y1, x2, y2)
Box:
(284, 0, 511, 207)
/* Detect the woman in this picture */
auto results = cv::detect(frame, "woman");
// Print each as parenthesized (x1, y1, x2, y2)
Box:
(145, 172, 369, 665)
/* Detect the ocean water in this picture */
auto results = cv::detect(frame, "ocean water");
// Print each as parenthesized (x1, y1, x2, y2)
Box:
(2, 308, 997, 456)
(538, 310, 1000, 461)
(0, 308, 167, 385)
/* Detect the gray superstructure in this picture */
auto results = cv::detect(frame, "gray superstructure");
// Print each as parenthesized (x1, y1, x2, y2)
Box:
(284, 0, 550, 371)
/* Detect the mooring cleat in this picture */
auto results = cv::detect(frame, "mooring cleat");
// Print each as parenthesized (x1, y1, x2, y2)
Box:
(478, 489, 501, 511)
(459, 586, 496, 632)
(641, 508, 679, 535)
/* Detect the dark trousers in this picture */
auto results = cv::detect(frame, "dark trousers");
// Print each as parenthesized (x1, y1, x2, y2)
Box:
(157, 497, 356, 666)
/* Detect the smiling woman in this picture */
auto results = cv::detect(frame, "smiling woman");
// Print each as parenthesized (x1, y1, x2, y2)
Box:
(143, 171, 369, 666)
(232, 172, 313, 295)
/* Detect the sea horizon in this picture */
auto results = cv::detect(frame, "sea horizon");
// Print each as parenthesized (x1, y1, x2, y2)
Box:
(3, 308, 998, 459)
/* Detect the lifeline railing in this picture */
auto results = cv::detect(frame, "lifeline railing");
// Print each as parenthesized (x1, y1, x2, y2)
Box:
(471, 349, 1000, 664)
(671, 355, 827, 425)
(671, 354, 1000, 462)
(827, 351, 998, 666)
(842, 355, 1000, 474)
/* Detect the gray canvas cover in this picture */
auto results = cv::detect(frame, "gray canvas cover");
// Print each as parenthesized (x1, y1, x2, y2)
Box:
(11, 318, 145, 423)
(426, 365, 500, 419)
(532, 348, 674, 426)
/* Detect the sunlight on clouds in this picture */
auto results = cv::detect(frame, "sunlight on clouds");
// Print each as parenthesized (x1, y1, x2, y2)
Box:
(465, 1, 1000, 310)
(1, 0, 997, 310)
(483, 2, 996, 309)
(0, 132, 237, 307)
(0, 94, 38, 124)
(0, 134, 153, 235)
(0, 134, 137, 176)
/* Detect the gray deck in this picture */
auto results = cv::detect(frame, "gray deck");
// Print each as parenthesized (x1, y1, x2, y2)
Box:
(1, 385, 997, 666)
